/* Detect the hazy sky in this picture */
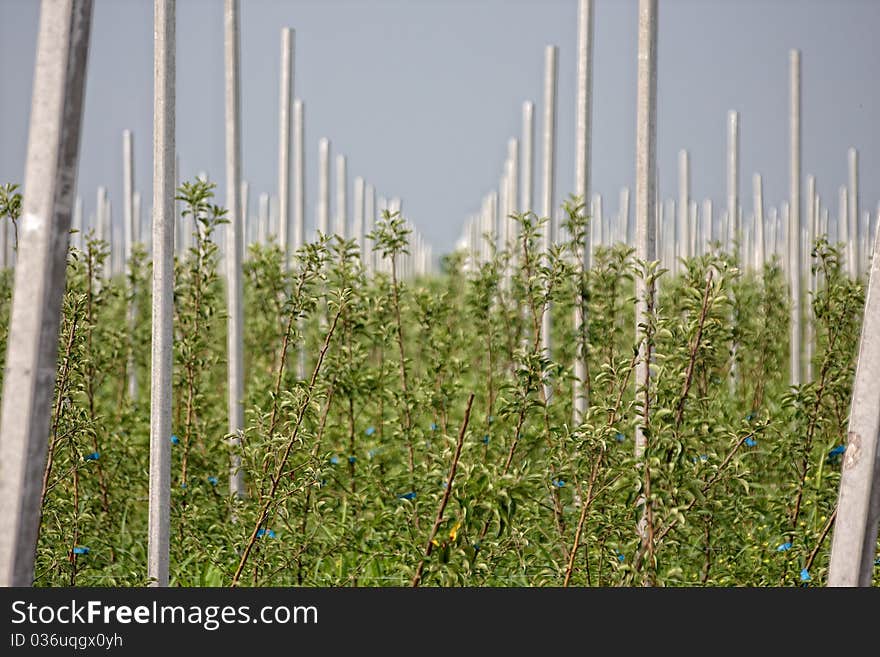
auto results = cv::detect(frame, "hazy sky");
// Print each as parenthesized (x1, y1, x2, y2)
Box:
(1, 0, 879, 254)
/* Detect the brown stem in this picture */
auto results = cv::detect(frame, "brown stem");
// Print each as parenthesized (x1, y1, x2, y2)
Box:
(262, 272, 311, 477)
(390, 253, 415, 478)
(40, 305, 80, 513)
(651, 432, 752, 547)
(804, 506, 837, 575)
(296, 384, 337, 585)
(790, 292, 853, 536)
(674, 270, 714, 428)
(232, 306, 343, 587)
(562, 354, 636, 586)
(411, 393, 475, 587)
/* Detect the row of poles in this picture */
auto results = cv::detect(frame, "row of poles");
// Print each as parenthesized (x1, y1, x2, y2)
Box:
(0, 0, 877, 588)
(0, 83, 434, 279)
(461, 143, 879, 283)
(0, 0, 436, 588)
(455, 0, 880, 586)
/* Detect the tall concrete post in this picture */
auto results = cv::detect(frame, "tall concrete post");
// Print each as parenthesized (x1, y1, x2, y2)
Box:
(224, 0, 245, 498)
(277, 27, 293, 266)
(507, 138, 520, 249)
(753, 173, 765, 271)
(540, 45, 558, 401)
(828, 221, 880, 586)
(678, 149, 689, 262)
(789, 50, 802, 386)
(848, 148, 859, 277)
(727, 111, 739, 257)
(805, 174, 815, 381)
(364, 183, 375, 274)
(521, 101, 534, 213)
(335, 154, 347, 238)
(317, 138, 330, 236)
(293, 99, 304, 254)
(122, 129, 138, 402)
(634, 0, 657, 459)
(0, 0, 93, 587)
(123, 130, 134, 264)
(146, 0, 175, 587)
(572, 0, 594, 423)
(353, 176, 364, 260)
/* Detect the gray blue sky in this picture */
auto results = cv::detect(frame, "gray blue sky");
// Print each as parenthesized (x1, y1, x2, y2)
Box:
(1, 0, 879, 253)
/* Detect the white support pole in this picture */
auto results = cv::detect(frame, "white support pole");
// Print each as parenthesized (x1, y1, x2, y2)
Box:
(293, 99, 304, 254)
(753, 173, 765, 271)
(805, 174, 815, 381)
(353, 176, 365, 261)
(365, 183, 375, 274)
(848, 147, 860, 278)
(540, 44, 559, 401)
(727, 110, 739, 258)
(134, 191, 144, 253)
(702, 199, 712, 254)
(634, 0, 658, 459)
(828, 222, 880, 586)
(573, 0, 594, 424)
(839, 185, 849, 256)
(593, 194, 604, 250)
(498, 170, 508, 253)
(688, 200, 697, 258)
(507, 138, 520, 250)
(96, 185, 106, 243)
(123, 130, 134, 265)
(109, 199, 119, 276)
(277, 27, 293, 266)
(146, 0, 174, 588)
(317, 138, 330, 237)
(621, 187, 631, 246)
(485, 192, 496, 262)
(521, 101, 535, 213)
(665, 198, 675, 275)
(0, 0, 92, 587)
(678, 149, 689, 262)
(123, 129, 138, 402)
(268, 194, 278, 241)
(335, 154, 347, 239)
(224, 0, 245, 498)
(789, 50, 802, 387)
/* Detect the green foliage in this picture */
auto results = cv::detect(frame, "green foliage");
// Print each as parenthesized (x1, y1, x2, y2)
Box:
(3, 183, 875, 587)
(0, 183, 22, 252)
